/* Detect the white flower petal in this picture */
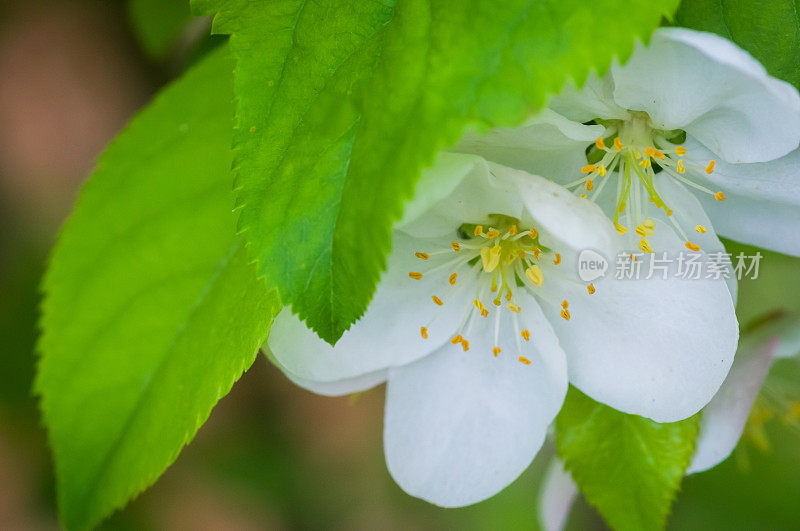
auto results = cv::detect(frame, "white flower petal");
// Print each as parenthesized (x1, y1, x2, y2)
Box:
(498, 164, 618, 262)
(548, 71, 628, 123)
(268, 231, 477, 384)
(613, 28, 800, 163)
(688, 336, 775, 473)
(268, 351, 388, 396)
(650, 172, 738, 301)
(541, 238, 739, 422)
(453, 109, 603, 185)
(383, 293, 567, 507)
(681, 139, 800, 257)
(399, 153, 524, 238)
(539, 458, 578, 531)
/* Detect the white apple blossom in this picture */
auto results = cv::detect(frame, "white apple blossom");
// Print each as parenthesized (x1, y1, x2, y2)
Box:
(455, 27, 800, 261)
(266, 153, 737, 507)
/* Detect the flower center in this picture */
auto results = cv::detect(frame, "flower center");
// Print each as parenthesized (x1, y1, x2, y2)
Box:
(408, 216, 588, 365)
(568, 111, 725, 253)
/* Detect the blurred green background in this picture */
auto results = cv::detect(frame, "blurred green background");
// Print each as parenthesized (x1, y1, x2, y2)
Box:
(1, 1, 799, 529)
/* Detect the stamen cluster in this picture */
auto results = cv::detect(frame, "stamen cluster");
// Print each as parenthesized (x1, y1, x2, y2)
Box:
(408, 218, 590, 365)
(568, 112, 726, 254)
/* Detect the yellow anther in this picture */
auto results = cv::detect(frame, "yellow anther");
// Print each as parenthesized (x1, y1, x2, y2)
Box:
(614, 137, 623, 151)
(509, 224, 518, 236)
(449, 272, 458, 285)
(586, 178, 594, 191)
(615, 224, 628, 235)
(595, 137, 606, 149)
(415, 251, 429, 260)
(685, 241, 701, 252)
(493, 297, 501, 306)
(598, 164, 607, 176)
(493, 346, 501, 357)
(705, 160, 716, 174)
(561, 300, 569, 309)
(581, 164, 598, 174)
(525, 265, 544, 287)
(506, 303, 522, 313)
(675, 146, 687, 156)
(665, 208, 673, 216)
(587, 283, 595, 294)
(460, 339, 470, 352)
(643, 218, 656, 229)
(518, 250, 526, 260)
(491, 244, 502, 255)
(695, 225, 707, 233)
(521, 329, 531, 341)
(480, 246, 500, 272)
(486, 229, 500, 238)
(529, 228, 538, 239)
(473, 299, 485, 311)
(553, 253, 562, 265)
(715, 191, 726, 201)
(474, 225, 483, 236)
(639, 159, 652, 168)
(481, 308, 489, 318)
(635, 222, 654, 238)
(560, 308, 571, 321)
(580, 193, 587, 199)
(518, 356, 532, 365)
(644, 147, 655, 157)
(451, 241, 461, 252)
(638, 238, 654, 254)
(409, 272, 423, 280)
(432, 295, 444, 306)
(652, 149, 665, 159)
(533, 247, 542, 260)
(676, 159, 685, 174)
(420, 327, 428, 339)
(450, 335, 463, 344)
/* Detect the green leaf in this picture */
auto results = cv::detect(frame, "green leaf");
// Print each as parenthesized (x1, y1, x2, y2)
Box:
(37, 46, 279, 531)
(192, 0, 680, 344)
(128, 0, 192, 60)
(555, 387, 699, 531)
(674, 0, 800, 90)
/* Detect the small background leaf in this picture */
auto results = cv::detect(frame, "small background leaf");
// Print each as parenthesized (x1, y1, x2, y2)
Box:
(722, 239, 800, 328)
(37, 45, 279, 531)
(192, 0, 680, 344)
(556, 387, 699, 531)
(674, 0, 800, 90)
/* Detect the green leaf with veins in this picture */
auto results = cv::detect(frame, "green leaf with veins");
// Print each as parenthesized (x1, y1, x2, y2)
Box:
(556, 387, 699, 531)
(37, 45, 279, 531)
(191, 0, 680, 344)
(674, 0, 800, 90)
